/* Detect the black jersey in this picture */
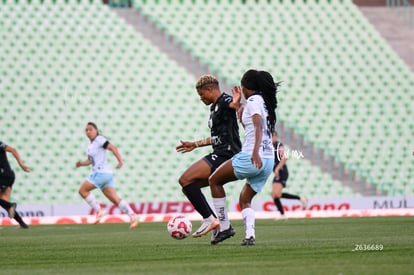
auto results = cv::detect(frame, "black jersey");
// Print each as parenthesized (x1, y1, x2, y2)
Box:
(208, 93, 241, 158)
(0, 141, 13, 176)
(274, 141, 288, 174)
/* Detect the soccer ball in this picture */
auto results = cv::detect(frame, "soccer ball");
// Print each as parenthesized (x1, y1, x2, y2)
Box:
(167, 215, 192, 240)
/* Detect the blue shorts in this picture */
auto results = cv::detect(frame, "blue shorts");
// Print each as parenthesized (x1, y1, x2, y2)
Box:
(87, 172, 115, 190)
(231, 152, 274, 193)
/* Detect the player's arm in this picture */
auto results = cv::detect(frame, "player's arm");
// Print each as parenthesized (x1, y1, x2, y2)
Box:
(107, 143, 123, 169)
(5, 145, 31, 172)
(274, 142, 287, 172)
(251, 114, 263, 169)
(229, 86, 241, 110)
(274, 155, 287, 179)
(275, 158, 287, 172)
(76, 159, 91, 168)
(176, 137, 212, 153)
(237, 104, 245, 124)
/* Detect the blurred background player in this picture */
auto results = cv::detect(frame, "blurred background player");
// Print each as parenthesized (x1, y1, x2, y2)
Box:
(176, 75, 241, 238)
(0, 140, 31, 228)
(76, 122, 139, 229)
(271, 131, 308, 220)
(209, 69, 279, 246)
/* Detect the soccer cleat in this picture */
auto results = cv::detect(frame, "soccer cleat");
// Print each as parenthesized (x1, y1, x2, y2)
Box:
(192, 218, 220, 238)
(8, 202, 17, 219)
(210, 225, 236, 245)
(19, 224, 29, 229)
(300, 196, 308, 209)
(129, 215, 139, 229)
(275, 214, 288, 221)
(94, 209, 107, 224)
(211, 228, 219, 242)
(241, 236, 255, 246)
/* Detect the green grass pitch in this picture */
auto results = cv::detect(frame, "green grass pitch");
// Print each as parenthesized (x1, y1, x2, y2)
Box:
(1, 216, 413, 275)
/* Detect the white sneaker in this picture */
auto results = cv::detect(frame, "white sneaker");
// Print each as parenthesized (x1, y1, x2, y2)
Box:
(94, 209, 107, 224)
(192, 217, 220, 238)
(275, 214, 288, 221)
(300, 196, 308, 209)
(129, 215, 139, 229)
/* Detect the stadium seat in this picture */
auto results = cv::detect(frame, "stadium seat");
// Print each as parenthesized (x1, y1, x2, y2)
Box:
(2, 0, 412, 204)
(134, 0, 413, 196)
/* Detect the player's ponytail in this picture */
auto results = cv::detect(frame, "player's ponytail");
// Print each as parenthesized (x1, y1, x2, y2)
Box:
(241, 70, 280, 136)
(257, 70, 280, 136)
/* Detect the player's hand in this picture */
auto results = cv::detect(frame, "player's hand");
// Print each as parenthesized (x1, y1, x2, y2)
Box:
(20, 164, 31, 172)
(176, 140, 196, 153)
(116, 161, 123, 169)
(274, 169, 280, 179)
(232, 86, 242, 104)
(251, 151, 262, 169)
(75, 161, 82, 168)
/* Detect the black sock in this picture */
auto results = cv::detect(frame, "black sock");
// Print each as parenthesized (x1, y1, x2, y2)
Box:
(183, 182, 213, 219)
(273, 198, 285, 215)
(199, 192, 217, 218)
(0, 199, 12, 209)
(281, 193, 300, 200)
(14, 212, 28, 228)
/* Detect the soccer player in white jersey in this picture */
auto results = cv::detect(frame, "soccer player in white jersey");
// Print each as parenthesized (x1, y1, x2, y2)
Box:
(76, 122, 139, 229)
(208, 70, 279, 245)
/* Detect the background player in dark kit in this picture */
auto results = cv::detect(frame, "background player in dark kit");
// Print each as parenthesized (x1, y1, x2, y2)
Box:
(271, 131, 308, 220)
(0, 141, 31, 228)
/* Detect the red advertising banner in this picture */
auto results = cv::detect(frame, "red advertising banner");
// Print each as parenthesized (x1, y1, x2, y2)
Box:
(0, 196, 413, 218)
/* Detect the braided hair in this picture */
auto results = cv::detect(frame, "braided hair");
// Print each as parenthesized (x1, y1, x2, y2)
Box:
(241, 69, 280, 136)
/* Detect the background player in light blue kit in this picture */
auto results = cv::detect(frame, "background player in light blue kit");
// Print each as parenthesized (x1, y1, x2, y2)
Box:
(76, 122, 139, 229)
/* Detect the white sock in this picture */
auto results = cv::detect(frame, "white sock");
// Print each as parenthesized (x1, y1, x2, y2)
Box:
(118, 200, 135, 217)
(85, 193, 100, 212)
(205, 214, 216, 222)
(241, 208, 255, 239)
(213, 197, 230, 231)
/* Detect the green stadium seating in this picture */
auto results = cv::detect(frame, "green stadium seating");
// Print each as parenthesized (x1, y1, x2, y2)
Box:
(134, 0, 414, 196)
(4, 0, 412, 205)
(0, 0, 210, 203)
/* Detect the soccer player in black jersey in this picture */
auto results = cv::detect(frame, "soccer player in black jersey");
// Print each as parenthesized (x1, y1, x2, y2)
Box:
(0, 141, 31, 228)
(271, 131, 308, 219)
(176, 75, 241, 238)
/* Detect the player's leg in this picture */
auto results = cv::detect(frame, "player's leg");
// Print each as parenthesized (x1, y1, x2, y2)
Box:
(0, 197, 16, 218)
(281, 193, 299, 199)
(179, 157, 219, 236)
(0, 175, 17, 218)
(239, 157, 273, 245)
(102, 186, 139, 229)
(271, 181, 286, 217)
(239, 182, 257, 246)
(0, 189, 16, 218)
(279, 171, 308, 209)
(189, 178, 218, 219)
(209, 159, 239, 244)
(78, 175, 105, 223)
(281, 193, 308, 209)
(0, 186, 28, 228)
(79, 180, 100, 211)
(209, 159, 237, 229)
